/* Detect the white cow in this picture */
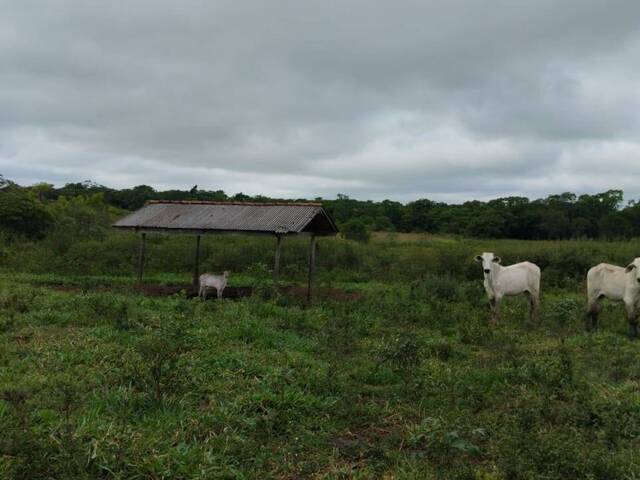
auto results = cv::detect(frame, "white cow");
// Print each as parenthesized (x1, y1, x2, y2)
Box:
(199, 271, 229, 300)
(586, 258, 640, 338)
(475, 252, 541, 322)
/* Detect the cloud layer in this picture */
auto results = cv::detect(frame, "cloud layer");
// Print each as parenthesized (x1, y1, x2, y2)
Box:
(1, 0, 640, 202)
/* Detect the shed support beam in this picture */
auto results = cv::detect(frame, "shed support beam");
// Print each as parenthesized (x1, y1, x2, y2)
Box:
(193, 235, 201, 288)
(273, 235, 282, 284)
(137, 232, 146, 289)
(307, 235, 317, 304)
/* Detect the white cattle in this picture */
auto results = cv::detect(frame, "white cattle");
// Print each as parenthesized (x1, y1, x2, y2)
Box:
(586, 258, 640, 338)
(199, 271, 229, 300)
(475, 252, 541, 322)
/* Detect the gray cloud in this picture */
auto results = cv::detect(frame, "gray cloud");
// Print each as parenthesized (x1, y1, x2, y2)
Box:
(1, 0, 640, 202)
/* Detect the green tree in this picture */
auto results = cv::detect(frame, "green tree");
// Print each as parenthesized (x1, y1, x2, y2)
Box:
(0, 189, 53, 239)
(402, 199, 439, 232)
(30, 182, 55, 201)
(48, 193, 113, 241)
(341, 219, 371, 243)
(539, 209, 571, 239)
(373, 215, 394, 231)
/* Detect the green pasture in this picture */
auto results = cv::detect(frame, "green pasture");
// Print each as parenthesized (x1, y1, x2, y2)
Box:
(0, 270, 639, 478)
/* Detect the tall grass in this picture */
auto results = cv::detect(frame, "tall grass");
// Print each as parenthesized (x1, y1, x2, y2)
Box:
(3, 231, 640, 287)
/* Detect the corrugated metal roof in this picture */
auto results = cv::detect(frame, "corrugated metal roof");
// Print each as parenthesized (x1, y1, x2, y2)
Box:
(113, 201, 338, 235)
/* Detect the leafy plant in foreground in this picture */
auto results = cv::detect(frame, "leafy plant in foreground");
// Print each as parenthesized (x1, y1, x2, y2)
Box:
(405, 417, 483, 461)
(135, 320, 190, 402)
(377, 333, 423, 394)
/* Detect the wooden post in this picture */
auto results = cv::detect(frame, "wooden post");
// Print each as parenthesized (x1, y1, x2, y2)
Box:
(192, 235, 201, 288)
(273, 235, 282, 284)
(137, 232, 146, 289)
(307, 235, 317, 304)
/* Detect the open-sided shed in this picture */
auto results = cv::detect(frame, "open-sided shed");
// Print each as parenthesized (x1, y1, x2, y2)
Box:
(112, 200, 339, 301)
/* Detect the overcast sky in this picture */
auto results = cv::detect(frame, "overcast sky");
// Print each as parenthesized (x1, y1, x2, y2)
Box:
(1, 1, 639, 203)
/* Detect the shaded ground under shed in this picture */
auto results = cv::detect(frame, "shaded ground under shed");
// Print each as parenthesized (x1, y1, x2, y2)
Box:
(42, 283, 363, 302)
(144, 284, 253, 299)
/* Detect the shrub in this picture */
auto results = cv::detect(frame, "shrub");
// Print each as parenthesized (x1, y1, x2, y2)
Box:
(341, 219, 371, 243)
(0, 190, 53, 239)
(377, 333, 423, 393)
(543, 297, 583, 335)
(135, 320, 190, 402)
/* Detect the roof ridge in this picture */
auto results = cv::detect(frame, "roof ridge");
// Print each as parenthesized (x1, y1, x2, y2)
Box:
(147, 200, 323, 207)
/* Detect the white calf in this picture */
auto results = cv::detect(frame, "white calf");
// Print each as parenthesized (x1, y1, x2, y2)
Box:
(475, 252, 541, 322)
(586, 258, 640, 338)
(199, 271, 229, 300)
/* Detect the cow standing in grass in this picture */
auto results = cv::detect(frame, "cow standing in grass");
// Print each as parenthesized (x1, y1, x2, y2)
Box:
(475, 252, 541, 322)
(586, 258, 640, 338)
(199, 271, 229, 300)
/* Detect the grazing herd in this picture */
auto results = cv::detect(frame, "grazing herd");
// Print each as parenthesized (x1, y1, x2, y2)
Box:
(476, 252, 640, 339)
(199, 253, 640, 339)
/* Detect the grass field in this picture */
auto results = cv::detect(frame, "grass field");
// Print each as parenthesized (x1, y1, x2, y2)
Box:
(2, 236, 640, 478)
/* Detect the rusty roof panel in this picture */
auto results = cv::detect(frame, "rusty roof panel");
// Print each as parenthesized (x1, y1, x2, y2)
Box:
(113, 202, 338, 235)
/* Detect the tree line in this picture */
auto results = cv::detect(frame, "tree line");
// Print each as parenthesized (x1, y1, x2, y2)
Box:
(2, 174, 640, 240)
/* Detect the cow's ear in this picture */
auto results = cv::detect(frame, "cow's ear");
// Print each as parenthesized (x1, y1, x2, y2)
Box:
(475, 255, 483, 262)
(626, 263, 636, 273)
(493, 256, 502, 264)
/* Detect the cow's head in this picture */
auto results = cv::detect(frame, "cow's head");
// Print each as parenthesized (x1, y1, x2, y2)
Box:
(223, 270, 230, 278)
(475, 252, 501, 275)
(625, 258, 640, 284)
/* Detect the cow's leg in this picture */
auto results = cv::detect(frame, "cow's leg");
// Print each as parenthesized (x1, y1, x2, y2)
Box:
(488, 296, 496, 322)
(495, 295, 504, 322)
(526, 290, 540, 322)
(586, 296, 602, 332)
(489, 295, 502, 323)
(625, 301, 638, 339)
(217, 287, 223, 300)
(532, 291, 540, 321)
